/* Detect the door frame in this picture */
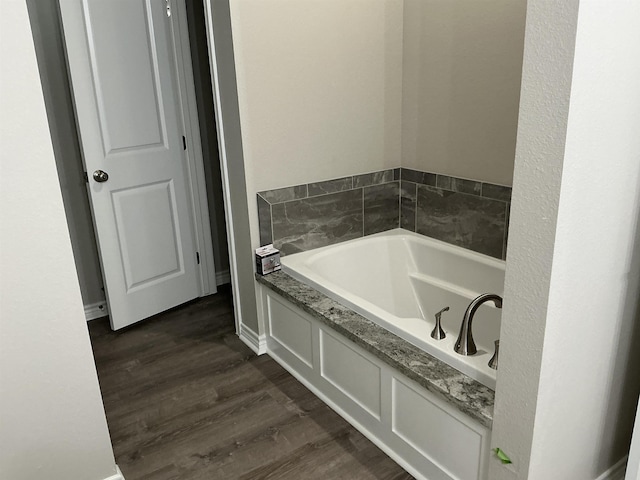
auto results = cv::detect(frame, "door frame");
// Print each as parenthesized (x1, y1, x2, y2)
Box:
(168, 0, 217, 297)
(202, 0, 258, 337)
(59, 0, 218, 315)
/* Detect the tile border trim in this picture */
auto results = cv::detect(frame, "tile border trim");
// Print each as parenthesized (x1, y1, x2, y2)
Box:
(399, 169, 511, 203)
(258, 168, 511, 206)
(258, 168, 399, 205)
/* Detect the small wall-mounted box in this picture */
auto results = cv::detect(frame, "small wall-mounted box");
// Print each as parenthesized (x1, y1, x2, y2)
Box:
(256, 244, 281, 275)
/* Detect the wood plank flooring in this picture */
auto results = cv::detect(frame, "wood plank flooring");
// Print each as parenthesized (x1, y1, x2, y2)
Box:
(88, 286, 413, 480)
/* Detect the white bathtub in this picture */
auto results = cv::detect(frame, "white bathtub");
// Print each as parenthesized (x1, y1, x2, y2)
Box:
(281, 229, 505, 389)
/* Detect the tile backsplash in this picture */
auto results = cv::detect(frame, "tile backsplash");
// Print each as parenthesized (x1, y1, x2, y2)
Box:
(400, 169, 511, 259)
(258, 168, 511, 259)
(257, 169, 400, 255)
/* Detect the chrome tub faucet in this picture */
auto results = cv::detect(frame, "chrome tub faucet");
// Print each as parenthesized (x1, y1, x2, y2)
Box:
(454, 293, 503, 356)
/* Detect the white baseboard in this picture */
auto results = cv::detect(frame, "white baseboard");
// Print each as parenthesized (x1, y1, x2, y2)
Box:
(595, 456, 627, 480)
(104, 465, 125, 480)
(216, 269, 231, 286)
(84, 273, 229, 322)
(85, 300, 109, 321)
(238, 324, 267, 355)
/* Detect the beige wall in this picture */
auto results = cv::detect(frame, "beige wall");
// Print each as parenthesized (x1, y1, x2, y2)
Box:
(230, 0, 404, 252)
(230, 0, 526, 257)
(231, 0, 403, 195)
(402, 0, 526, 186)
(0, 2, 118, 478)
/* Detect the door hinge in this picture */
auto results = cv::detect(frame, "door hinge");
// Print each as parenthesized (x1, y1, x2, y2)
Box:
(83, 171, 89, 183)
(182, 135, 186, 150)
(196, 252, 200, 264)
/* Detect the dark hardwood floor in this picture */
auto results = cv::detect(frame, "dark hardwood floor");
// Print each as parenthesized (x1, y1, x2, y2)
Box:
(88, 286, 413, 480)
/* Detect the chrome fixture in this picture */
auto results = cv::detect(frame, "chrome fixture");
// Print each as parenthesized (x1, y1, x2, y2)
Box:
(430, 306, 449, 340)
(93, 170, 109, 183)
(454, 293, 503, 356)
(488, 340, 499, 370)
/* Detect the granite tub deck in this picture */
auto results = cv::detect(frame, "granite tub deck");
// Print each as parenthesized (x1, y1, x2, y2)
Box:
(255, 271, 495, 428)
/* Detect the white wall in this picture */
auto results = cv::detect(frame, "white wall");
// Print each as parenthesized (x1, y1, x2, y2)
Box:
(490, 0, 640, 478)
(626, 402, 640, 480)
(0, 2, 118, 479)
(527, 0, 640, 475)
(401, 0, 526, 186)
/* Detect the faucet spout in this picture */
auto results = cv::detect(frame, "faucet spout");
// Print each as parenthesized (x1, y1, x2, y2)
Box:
(454, 293, 503, 356)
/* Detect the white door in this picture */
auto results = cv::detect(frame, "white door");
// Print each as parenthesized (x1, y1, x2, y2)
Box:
(60, 0, 201, 329)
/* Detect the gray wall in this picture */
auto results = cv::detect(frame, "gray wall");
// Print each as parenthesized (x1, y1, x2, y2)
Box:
(27, 0, 105, 305)
(27, 0, 229, 308)
(186, 0, 230, 275)
(206, 0, 260, 333)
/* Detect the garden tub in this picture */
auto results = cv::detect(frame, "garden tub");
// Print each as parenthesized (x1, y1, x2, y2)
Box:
(281, 229, 505, 389)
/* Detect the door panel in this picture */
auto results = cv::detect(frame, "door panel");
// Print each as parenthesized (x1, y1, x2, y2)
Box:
(86, 0, 167, 153)
(111, 180, 184, 291)
(60, 0, 200, 329)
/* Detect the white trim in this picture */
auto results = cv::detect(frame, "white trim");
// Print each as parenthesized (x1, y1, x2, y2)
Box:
(202, 2, 243, 335)
(85, 301, 109, 321)
(597, 456, 628, 480)
(103, 465, 125, 480)
(238, 324, 267, 355)
(169, 0, 217, 297)
(216, 269, 231, 286)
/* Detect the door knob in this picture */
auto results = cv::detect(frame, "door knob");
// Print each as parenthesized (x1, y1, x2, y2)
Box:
(93, 170, 109, 183)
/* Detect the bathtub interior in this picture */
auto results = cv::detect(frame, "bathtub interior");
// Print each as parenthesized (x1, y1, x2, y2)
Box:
(407, 236, 506, 294)
(409, 274, 501, 356)
(303, 236, 423, 319)
(281, 229, 506, 389)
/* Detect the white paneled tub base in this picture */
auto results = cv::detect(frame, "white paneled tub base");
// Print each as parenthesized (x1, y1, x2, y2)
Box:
(259, 285, 491, 480)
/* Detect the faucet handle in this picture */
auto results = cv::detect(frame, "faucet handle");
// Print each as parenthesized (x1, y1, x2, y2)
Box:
(431, 307, 449, 340)
(488, 340, 500, 370)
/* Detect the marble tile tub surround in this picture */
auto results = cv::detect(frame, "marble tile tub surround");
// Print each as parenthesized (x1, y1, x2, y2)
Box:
(258, 167, 511, 258)
(257, 168, 400, 254)
(256, 270, 495, 428)
(400, 169, 512, 259)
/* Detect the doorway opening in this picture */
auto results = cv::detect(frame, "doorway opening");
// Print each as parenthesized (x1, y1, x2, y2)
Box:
(27, 0, 230, 330)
